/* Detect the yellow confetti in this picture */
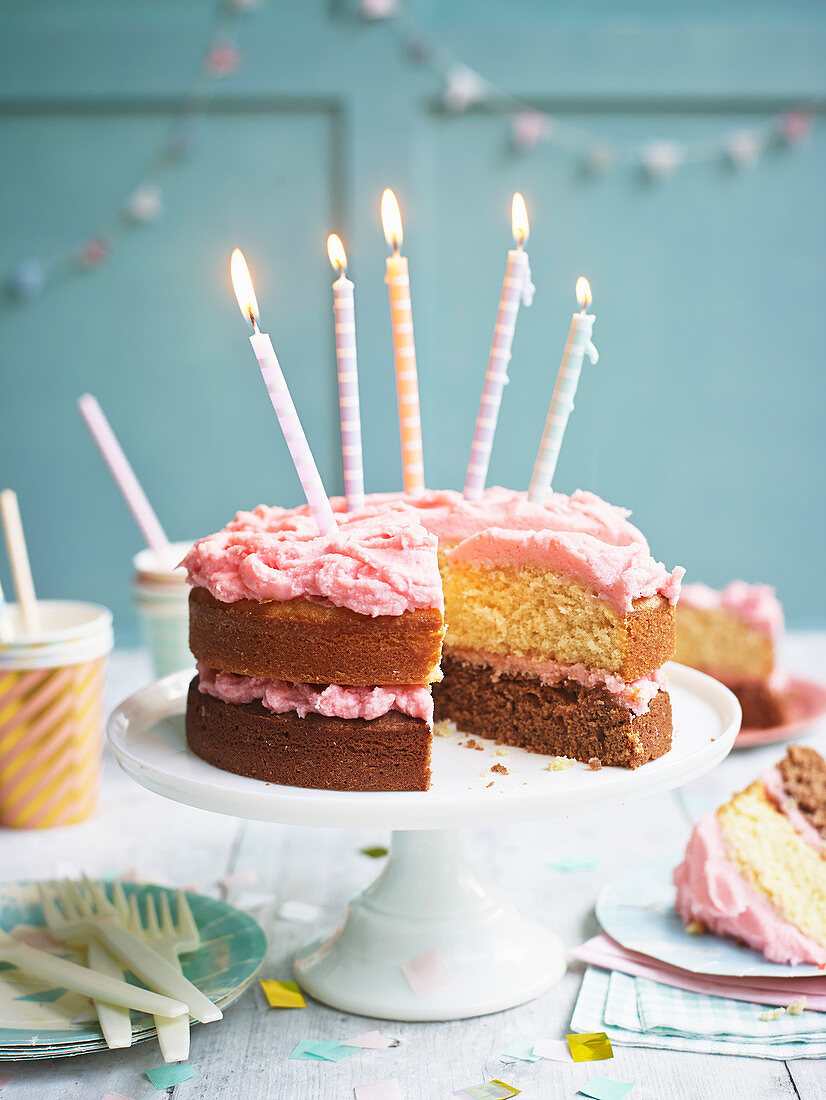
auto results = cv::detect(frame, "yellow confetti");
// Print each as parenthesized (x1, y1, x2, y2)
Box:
(260, 979, 306, 1009)
(566, 1032, 613, 1062)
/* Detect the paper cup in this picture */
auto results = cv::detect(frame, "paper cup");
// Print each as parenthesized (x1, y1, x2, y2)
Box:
(0, 601, 113, 829)
(133, 543, 193, 680)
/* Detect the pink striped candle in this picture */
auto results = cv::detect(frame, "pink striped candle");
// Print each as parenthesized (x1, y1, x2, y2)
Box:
(230, 249, 337, 536)
(77, 394, 169, 560)
(463, 192, 534, 501)
(327, 235, 364, 512)
(381, 189, 425, 496)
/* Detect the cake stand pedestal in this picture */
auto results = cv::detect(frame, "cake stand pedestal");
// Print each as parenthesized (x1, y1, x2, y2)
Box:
(108, 663, 740, 1021)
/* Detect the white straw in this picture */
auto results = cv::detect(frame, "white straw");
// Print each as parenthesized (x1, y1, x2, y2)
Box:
(0, 489, 40, 635)
(77, 394, 169, 558)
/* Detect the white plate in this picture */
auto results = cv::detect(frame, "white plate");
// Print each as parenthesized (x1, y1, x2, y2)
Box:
(596, 855, 825, 978)
(109, 662, 740, 829)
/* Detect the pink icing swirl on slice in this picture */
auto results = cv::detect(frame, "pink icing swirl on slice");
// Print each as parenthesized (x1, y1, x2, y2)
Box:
(197, 663, 433, 724)
(183, 501, 442, 617)
(679, 581, 784, 640)
(673, 814, 826, 967)
(761, 767, 826, 853)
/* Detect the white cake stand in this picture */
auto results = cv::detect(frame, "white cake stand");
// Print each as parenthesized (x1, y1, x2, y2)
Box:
(108, 663, 739, 1021)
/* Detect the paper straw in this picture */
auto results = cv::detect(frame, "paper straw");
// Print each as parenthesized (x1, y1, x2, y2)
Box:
(0, 490, 40, 635)
(77, 394, 169, 558)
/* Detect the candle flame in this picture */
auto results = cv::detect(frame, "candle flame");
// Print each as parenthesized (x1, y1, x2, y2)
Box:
(576, 276, 592, 312)
(326, 233, 347, 273)
(511, 192, 529, 246)
(230, 248, 260, 325)
(381, 188, 403, 251)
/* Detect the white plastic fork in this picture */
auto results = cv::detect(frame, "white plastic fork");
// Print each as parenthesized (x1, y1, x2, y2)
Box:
(114, 883, 200, 1062)
(39, 879, 222, 1024)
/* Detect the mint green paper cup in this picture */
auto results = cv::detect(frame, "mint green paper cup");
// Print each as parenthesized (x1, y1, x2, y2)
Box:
(133, 543, 194, 680)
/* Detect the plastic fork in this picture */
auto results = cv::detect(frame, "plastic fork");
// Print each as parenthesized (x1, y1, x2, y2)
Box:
(39, 879, 222, 1024)
(114, 883, 200, 1062)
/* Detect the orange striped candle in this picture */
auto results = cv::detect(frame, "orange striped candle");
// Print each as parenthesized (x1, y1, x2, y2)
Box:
(381, 189, 425, 495)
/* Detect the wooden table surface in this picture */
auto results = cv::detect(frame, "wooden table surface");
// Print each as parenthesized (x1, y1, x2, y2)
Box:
(3, 635, 825, 1100)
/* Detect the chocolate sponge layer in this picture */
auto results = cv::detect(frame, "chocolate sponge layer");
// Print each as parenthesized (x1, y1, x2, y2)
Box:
(185, 678, 431, 791)
(433, 653, 672, 769)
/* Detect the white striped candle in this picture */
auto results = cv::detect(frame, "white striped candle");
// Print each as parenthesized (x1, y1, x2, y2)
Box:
(464, 193, 534, 501)
(230, 249, 337, 536)
(528, 277, 599, 504)
(381, 189, 425, 496)
(327, 235, 364, 513)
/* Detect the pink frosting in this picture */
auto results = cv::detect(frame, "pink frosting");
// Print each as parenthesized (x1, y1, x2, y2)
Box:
(673, 813, 826, 967)
(761, 767, 826, 853)
(679, 581, 784, 640)
(183, 501, 443, 617)
(197, 663, 433, 723)
(447, 647, 668, 716)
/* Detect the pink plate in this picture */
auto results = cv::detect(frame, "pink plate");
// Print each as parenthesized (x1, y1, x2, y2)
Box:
(735, 675, 826, 748)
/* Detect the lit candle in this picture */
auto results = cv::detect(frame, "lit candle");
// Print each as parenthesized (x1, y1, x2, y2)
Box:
(381, 188, 425, 495)
(463, 193, 534, 500)
(528, 277, 599, 504)
(230, 249, 337, 535)
(327, 234, 364, 513)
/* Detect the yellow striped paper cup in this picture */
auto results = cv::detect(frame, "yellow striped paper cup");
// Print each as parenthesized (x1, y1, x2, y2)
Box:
(0, 602, 113, 829)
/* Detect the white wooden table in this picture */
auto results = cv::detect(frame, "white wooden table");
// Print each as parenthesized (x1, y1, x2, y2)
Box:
(3, 635, 825, 1100)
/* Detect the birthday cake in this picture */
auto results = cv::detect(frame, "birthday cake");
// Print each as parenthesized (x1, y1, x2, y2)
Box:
(183, 486, 682, 788)
(674, 581, 788, 728)
(674, 745, 826, 966)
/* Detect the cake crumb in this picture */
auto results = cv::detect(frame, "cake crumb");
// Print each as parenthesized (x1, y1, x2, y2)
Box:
(491, 763, 509, 775)
(588, 757, 603, 771)
(686, 920, 706, 936)
(486, 781, 494, 788)
(546, 756, 574, 772)
(434, 720, 456, 738)
(494, 747, 510, 757)
(787, 997, 807, 1015)
(463, 738, 485, 751)
(760, 1007, 785, 1022)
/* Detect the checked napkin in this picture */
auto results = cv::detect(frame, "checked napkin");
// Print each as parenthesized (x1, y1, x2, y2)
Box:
(572, 968, 826, 1060)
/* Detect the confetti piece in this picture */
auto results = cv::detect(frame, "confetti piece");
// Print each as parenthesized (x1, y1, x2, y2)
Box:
(278, 900, 322, 923)
(500, 1038, 542, 1063)
(549, 854, 598, 872)
(531, 1037, 572, 1061)
(290, 1039, 357, 1062)
(361, 846, 389, 859)
(0, 1074, 16, 1090)
(455, 1081, 521, 1099)
(234, 890, 272, 911)
(343, 1030, 397, 1049)
(567, 1032, 613, 1062)
(260, 979, 306, 1008)
(220, 869, 259, 890)
(401, 948, 450, 996)
(145, 1064, 195, 1089)
(354, 1081, 403, 1100)
(578, 1076, 634, 1100)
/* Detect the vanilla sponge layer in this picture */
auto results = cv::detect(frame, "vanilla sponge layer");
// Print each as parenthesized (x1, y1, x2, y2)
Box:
(440, 561, 675, 680)
(719, 781, 826, 949)
(675, 605, 774, 680)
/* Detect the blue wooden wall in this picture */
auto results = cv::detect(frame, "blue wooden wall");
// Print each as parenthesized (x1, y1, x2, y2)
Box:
(1, 1, 825, 640)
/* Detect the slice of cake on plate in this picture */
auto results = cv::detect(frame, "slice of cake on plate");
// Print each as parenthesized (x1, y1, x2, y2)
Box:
(674, 744, 826, 967)
(183, 501, 444, 792)
(674, 581, 787, 728)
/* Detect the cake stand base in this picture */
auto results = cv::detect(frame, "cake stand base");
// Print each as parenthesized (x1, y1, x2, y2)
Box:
(294, 829, 566, 1021)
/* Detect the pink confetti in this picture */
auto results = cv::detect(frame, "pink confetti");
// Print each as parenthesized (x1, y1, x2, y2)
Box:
(220, 869, 259, 890)
(343, 1030, 396, 1049)
(354, 1081, 402, 1100)
(0, 1073, 16, 1089)
(532, 1038, 572, 1062)
(401, 949, 449, 997)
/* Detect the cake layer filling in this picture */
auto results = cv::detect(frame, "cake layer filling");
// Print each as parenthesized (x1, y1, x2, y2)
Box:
(183, 501, 443, 617)
(197, 663, 433, 724)
(673, 812, 826, 967)
(446, 647, 667, 716)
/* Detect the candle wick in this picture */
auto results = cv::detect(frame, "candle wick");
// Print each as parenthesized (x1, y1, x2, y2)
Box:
(516, 231, 525, 251)
(392, 243, 400, 257)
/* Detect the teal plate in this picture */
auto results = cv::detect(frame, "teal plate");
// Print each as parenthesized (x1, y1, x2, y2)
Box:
(0, 880, 267, 1058)
(596, 855, 824, 979)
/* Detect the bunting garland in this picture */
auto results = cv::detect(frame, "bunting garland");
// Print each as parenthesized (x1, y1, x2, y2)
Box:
(360, 0, 821, 180)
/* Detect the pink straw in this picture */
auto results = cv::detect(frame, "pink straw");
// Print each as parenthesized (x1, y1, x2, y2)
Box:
(77, 394, 169, 557)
